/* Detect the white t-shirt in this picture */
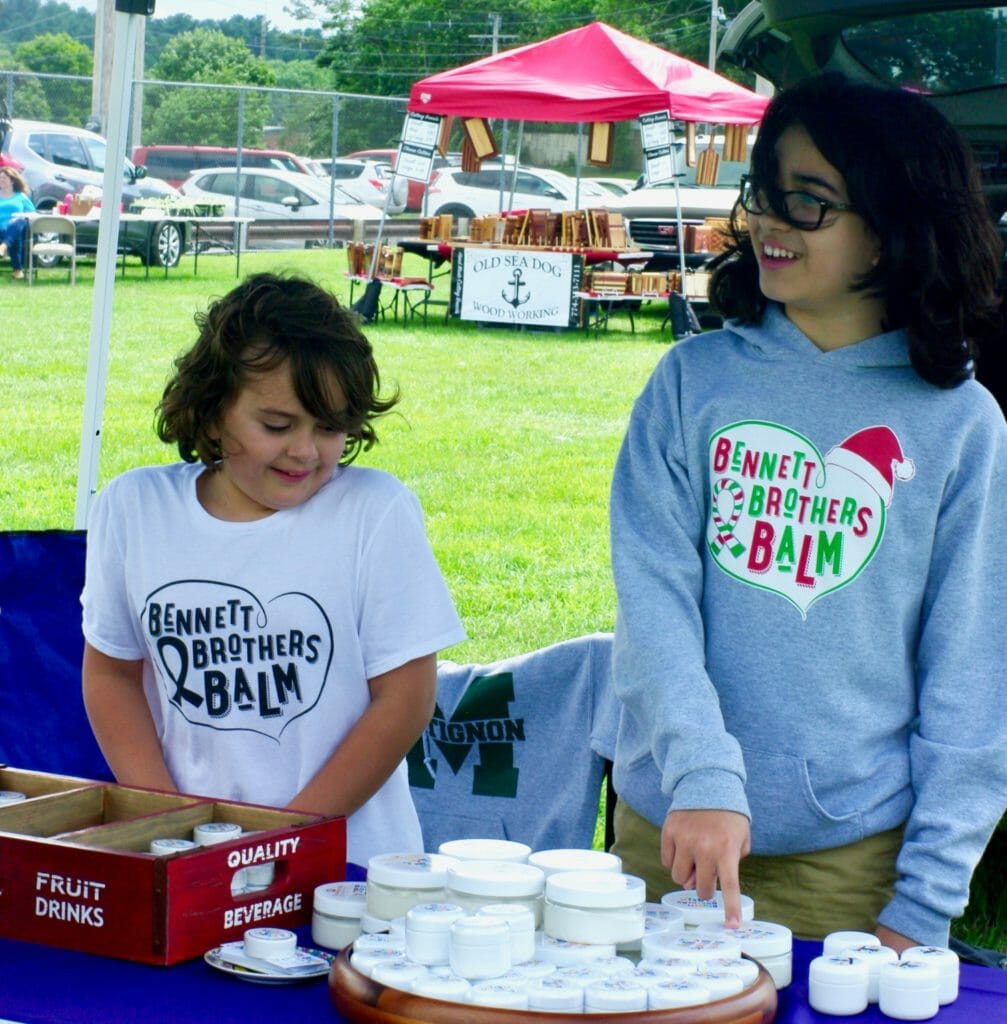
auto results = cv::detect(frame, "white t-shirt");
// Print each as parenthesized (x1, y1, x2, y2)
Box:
(82, 460, 466, 865)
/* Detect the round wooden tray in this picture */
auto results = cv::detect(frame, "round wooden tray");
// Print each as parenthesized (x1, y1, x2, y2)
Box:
(329, 948, 778, 1024)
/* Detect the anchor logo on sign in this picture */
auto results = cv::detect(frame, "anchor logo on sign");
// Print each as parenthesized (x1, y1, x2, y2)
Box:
(502, 268, 531, 309)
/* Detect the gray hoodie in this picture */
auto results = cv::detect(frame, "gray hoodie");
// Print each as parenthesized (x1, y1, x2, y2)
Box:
(610, 304, 1007, 946)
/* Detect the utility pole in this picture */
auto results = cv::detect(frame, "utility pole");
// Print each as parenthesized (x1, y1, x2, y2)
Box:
(469, 12, 516, 55)
(708, 0, 719, 70)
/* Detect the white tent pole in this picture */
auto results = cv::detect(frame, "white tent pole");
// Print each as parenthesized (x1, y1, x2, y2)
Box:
(671, 128, 688, 296)
(74, 8, 140, 530)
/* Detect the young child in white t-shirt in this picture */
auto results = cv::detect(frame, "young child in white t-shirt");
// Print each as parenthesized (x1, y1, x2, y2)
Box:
(82, 272, 465, 864)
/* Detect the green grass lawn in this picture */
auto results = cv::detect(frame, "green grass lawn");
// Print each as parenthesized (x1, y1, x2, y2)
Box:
(0, 248, 1002, 953)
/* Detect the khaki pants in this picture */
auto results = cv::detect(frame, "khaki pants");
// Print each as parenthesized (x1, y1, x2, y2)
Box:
(612, 799, 901, 940)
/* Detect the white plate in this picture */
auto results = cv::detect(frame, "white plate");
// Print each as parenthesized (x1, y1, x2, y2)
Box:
(204, 945, 335, 985)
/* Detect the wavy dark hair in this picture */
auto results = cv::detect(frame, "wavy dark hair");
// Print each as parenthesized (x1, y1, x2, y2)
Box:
(156, 272, 398, 467)
(709, 72, 1003, 388)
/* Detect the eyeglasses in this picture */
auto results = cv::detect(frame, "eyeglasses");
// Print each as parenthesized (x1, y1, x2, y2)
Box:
(738, 174, 856, 231)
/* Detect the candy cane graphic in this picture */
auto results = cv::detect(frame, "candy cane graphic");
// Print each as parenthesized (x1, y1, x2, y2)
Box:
(711, 477, 746, 558)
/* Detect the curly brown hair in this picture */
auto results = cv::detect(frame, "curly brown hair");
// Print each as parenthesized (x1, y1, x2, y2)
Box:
(156, 272, 398, 467)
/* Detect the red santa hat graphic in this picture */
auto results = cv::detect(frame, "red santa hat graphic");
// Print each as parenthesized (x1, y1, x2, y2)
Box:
(825, 426, 915, 507)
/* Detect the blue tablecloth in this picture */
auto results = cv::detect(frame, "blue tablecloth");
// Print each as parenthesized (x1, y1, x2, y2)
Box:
(1, 906, 1004, 1023)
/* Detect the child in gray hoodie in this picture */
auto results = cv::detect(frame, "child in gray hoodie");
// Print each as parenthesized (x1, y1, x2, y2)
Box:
(609, 72, 1006, 952)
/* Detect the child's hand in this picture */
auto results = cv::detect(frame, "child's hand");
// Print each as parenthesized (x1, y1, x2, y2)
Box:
(661, 809, 751, 927)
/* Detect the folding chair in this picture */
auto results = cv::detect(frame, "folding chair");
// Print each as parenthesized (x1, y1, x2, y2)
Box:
(28, 214, 77, 285)
(408, 632, 620, 853)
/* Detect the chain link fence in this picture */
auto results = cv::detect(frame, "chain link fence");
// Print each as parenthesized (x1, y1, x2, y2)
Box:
(1, 69, 638, 175)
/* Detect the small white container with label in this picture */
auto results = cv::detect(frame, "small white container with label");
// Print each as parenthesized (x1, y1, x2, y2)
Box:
(536, 933, 615, 966)
(697, 920, 793, 988)
(632, 963, 678, 989)
(647, 978, 713, 1009)
(808, 953, 871, 1016)
(193, 821, 243, 846)
(901, 945, 960, 1004)
(349, 948, 408, 978)
(448, 915, 511, 980)
(446, 861, 545, 924)
(437, 838, 531, 863)
(692, 967, 745, 999)
(637, 956, 698, 981)
(843, 943, 898, 1002)
(527, 975, 585, 1012)
(366, 853, 458, 921)
(476, 903, 536, 963)
(878, 959, 940, 1020)
(619, 902, 686, 954)
(643, 931, 743, 966)
(589, 955, 636, 977)
(510, 958, 557, 981)
(411, 974, 471, 1002)
(704, 955, 761, 988)
(527, 848, 622, 877)
(0, 791, 27, 804)
(660, 888, 755, 928)
(584, 976, 648, 1012)
(543, 870, 646, 945)
(312, 881, 369, 950)
(823, 929, 881, 957)
(244, 926, 297, 960)
(404, 902, 466, 965)
(149, 837, 197, 856)
(371, 959, 429, 990)
(468, 979, 529, 1009)
(553, 963, 608, 990)
(352, 932, 406, 957)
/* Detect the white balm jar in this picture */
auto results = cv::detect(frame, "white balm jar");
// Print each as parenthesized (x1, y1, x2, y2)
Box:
(149, 837, 197, 856)
(404, 902, 466, 965)
(528, 848, 622, 877)
(632, 963, 678, 988)
(312, 881, 368, 950)
(844, 943, 898, 1002)
(878, 959, 940, 1020)
(692, 967, 745, 999)
(527, 975, 585, 1012)
(353, 932, 406, 957)
(438, 838, 531, 863)
(543, 870, 646, 945)
(584, 976, 648, 1013)
(647, 978, 713, 1009)
(590, 955, 636, 977)
(411, 974, 471, 1002)
(536, 933, 616, 965)
(448, 915, 511, 980)
(660, 888, 755, 928)
(618, 902, 685, 954)
(366, 853, 458, 921)
(808, 953, 871, 1016)
(698, 920, 793, 988)
(370, 959, 429, 990)
(509, 958, 557, 980)
(704, 956, 761, 988)
(553, 964, 608, 990)
(637, 956, 697, 981)
(446, 861, 545, 924)
(243, 926, 296, 960)
(901, 945, 960, 1004)
(468, 979, 529, 1009)
(0, 791, 27, 803)
(643, 931, 743, 966)
(350, 948, 407, 978)
(476, 903, 536, 963)
(193, 821, 242, 846)
(823, 930, 880, 957)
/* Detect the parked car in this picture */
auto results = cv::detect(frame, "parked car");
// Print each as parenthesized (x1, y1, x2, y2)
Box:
(305, 157, 408, 214)
(0, 116, 188, 266)
(601, 135, 756, 268)
(178, 166, 382, 223)
(584, 177, 634, 196)
(425, 164, 601, 219)
(132, 145, 313, 188)
(346, 147, 458, 212)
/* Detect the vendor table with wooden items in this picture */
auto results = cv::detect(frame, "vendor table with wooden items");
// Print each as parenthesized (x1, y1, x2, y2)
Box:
(1, 922, 1003, 1024)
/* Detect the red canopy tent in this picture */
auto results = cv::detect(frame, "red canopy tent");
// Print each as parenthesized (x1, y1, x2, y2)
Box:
(407, 21, 768, 125)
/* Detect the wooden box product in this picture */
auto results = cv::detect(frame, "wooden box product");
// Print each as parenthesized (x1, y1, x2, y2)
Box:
(70, 196, 97, 216)
(0, 768, 345, 965)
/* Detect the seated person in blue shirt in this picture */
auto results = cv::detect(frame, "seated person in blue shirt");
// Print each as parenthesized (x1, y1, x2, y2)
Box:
(0, 166, 35, 280)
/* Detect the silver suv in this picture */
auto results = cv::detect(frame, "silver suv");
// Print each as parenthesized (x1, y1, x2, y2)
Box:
(0, 116, 177, 211)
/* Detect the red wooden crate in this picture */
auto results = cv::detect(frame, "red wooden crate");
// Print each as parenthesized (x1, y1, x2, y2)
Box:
(0, 767, 345, 965)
